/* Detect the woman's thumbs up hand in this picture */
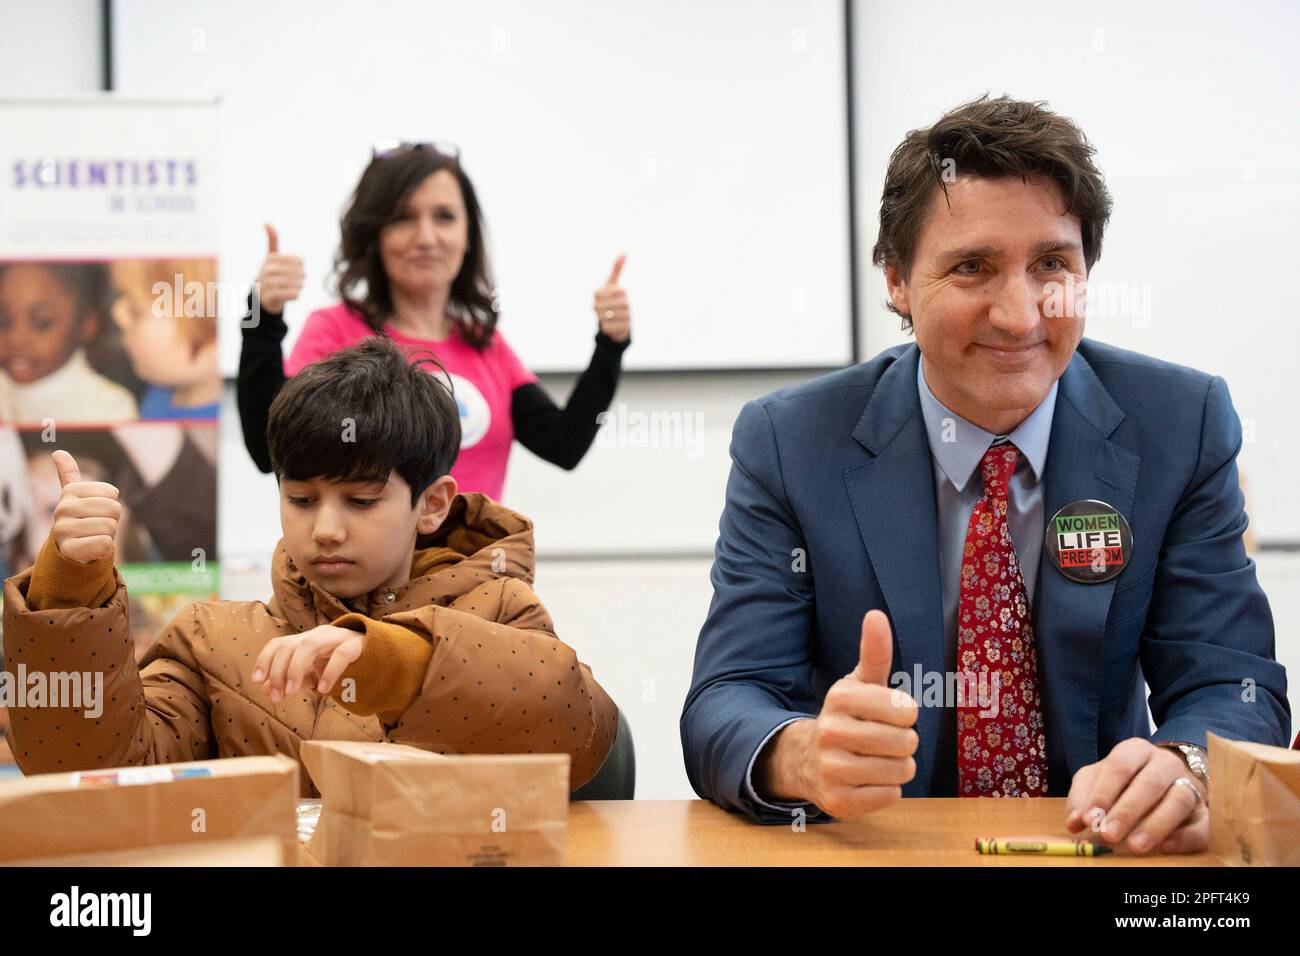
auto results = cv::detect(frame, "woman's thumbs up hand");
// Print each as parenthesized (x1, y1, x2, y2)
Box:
(254, 223, 304, 316)
(593, 253, 631, 343)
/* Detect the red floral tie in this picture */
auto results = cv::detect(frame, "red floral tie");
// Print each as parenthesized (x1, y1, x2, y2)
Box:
(957, 442, 1048, 797)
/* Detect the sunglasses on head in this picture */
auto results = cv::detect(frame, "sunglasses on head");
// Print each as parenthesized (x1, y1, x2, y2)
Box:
(370, 140, 462, 161)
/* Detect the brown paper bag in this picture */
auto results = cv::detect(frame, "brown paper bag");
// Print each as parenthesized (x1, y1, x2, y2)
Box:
(0, 754, 299, 863)
(5, 836, 288, 867)
(1208, 732, 1300, 866)
(300, 740, 568, 866)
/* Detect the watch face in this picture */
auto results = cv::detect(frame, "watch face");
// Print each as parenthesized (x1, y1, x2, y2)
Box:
(1167, 743, 1208, 780)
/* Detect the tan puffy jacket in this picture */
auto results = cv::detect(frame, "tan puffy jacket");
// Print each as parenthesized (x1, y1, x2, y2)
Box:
(2, 493, 618, 793)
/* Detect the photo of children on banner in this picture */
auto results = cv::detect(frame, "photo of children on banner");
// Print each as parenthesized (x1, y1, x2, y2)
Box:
(0, 258, 221, 424)
(0, 261, 137, 423)
(109, 259, 221, 420)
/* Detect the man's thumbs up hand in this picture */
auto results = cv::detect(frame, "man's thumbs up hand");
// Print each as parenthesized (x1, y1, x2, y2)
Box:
(255, 223, 304, 316)
(754, 609, 919, 818)
(852, 609, 896, 685)
(50, 450, 122, 565)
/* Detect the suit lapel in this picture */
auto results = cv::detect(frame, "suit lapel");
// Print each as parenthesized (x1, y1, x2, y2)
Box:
(845, 345, 946, 793)
(1035, 349, 1140, 781)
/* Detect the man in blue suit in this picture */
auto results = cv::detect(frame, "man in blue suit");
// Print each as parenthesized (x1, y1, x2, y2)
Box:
(681, 95, 1289, 855)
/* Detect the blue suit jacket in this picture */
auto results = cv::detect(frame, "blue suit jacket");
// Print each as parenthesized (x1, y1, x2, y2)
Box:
(681, 340, 1290, 823)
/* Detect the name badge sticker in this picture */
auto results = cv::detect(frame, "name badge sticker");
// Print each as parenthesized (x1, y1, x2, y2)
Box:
(1045, 499, 1133, 584)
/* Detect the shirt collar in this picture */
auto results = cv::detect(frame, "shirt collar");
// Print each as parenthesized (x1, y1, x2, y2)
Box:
(915, 354, 1057, 492)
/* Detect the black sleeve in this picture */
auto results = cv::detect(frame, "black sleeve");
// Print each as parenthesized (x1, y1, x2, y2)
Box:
(236, 289, 288, 474)
(510, 330, 630, 470)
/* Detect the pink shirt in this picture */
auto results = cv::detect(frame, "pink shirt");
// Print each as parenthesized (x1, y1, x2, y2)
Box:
(285, 303, 538, 502)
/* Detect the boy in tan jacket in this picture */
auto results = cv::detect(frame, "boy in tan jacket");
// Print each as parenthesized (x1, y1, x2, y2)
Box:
(2, 338, 618, 793)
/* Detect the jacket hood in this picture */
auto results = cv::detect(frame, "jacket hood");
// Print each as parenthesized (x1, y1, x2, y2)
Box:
(268, 492, 537, 632)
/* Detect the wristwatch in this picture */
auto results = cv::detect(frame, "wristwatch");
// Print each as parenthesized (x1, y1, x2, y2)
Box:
(1156, 741, 1209, 789)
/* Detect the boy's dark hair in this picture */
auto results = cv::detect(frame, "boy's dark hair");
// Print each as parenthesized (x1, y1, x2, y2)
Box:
(871, 93, 1113, 331)
(267, 337, 460, 506)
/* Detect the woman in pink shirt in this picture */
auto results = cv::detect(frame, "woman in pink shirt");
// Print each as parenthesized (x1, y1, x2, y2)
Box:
(237, 142, 631, 502)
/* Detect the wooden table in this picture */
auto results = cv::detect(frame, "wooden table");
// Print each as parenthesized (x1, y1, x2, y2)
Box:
(563, 799, 1222, 866)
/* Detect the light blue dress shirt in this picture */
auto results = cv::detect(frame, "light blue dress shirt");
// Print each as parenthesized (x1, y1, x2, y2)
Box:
(742, 354, 1059, 813)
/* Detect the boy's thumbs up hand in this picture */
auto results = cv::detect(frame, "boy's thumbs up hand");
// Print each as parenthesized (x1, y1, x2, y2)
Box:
(255, 223, 304, 316)
(51, 450, 123, 565)
(784, 610, 919, 818)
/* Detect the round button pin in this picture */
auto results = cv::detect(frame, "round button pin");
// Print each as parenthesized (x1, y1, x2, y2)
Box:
(1045, 499, 1133, 584)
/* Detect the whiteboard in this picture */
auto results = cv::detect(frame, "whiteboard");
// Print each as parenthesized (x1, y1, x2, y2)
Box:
(112, 0, 853, 374)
